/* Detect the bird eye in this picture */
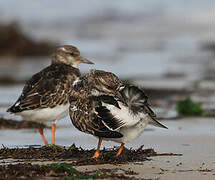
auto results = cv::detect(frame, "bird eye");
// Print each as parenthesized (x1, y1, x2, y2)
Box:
(70, 52, 74, 56)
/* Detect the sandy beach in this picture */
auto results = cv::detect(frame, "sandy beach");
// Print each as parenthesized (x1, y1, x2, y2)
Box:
(75, 118, 215, 180)
(0, 118, 214, 179)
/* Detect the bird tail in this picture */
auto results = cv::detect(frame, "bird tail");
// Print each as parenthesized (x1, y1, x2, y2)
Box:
(121, 85, 168, 129)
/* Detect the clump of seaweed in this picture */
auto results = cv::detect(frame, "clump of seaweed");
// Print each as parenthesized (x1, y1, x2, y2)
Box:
(0, 162, 145, 179)
(0, 163, 101, 179)
(0, 22, 55, 57)
(0, 117, 48, 129)
(176, 98, 204, 116)
(0, 145, 182, 179)
(0, 145, 182, 166)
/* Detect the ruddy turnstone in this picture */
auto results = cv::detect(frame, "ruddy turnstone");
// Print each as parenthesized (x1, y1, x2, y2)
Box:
(7, 45, 94, 145)
(69, 70, 167, 158)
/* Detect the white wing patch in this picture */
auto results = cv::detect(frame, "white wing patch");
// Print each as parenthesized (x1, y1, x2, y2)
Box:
(14, 101, 20, 107)
(101, 120, 117, 131)
(71, 106, 78, 111)
(70, 105, 88, 114)
(104, 102, 146, 127)
(118, 85, 125, 91)
(27, 92, 39, 97)
(91, 89, 106, 96)
(72, 77, 80, 86)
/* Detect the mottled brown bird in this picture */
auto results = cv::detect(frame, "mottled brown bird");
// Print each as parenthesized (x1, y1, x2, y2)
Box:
(7, 45, 94, 145)
(69, 70, 167, 158)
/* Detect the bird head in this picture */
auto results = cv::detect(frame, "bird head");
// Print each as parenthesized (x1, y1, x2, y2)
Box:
(52, 45, 94, 67)
(86, 70, 125, 100)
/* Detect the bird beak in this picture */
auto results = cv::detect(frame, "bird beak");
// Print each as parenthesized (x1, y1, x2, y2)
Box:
(79, 56, 94, 64)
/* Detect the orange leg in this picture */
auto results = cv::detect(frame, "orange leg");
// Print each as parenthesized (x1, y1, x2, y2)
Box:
(92, 137, 103, 158)
(52, 123, 56, 145)
(116, 143, 125, 157)
(38, 126, 48, 145)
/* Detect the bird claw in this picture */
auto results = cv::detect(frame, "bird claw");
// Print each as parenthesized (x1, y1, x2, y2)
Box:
(92, 151, 100, 159)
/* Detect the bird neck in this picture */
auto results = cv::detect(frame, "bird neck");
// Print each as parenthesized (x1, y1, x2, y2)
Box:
(51, 56, 79, 68)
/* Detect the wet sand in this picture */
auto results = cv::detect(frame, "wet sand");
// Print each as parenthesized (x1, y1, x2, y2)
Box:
(0, 118, 215, 179)
(76, 118, 215, 180)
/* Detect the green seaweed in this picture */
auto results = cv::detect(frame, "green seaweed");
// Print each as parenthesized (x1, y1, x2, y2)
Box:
(68, 143, 77, 150)
(50, 163, 79, 173)
(176, 98, 204, 116)
(64, 172, 101, 180)
(50, 163, 100, 179)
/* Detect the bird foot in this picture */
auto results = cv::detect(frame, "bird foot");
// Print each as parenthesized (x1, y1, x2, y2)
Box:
(92, 151, 100, 158)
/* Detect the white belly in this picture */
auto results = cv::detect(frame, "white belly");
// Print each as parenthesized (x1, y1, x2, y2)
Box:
(106, 118, 148, 143)
(17, 103, 70, 123)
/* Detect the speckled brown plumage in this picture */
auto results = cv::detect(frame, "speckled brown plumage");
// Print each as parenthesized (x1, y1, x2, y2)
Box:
(69, 69, 126, 138)
(8, 64, 80, 112)
(69, 70, 123, 138)
(69, 69, 167, 157)
(85, 70, 124, 96)
(7, 45, 94, 145)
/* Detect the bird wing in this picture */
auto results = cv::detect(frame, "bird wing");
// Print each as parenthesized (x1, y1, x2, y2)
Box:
(98, 85, 167, 129)
(8, 64, 80, 113)
(69, 96, 123, 138)
(94, 95, 127, 131)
